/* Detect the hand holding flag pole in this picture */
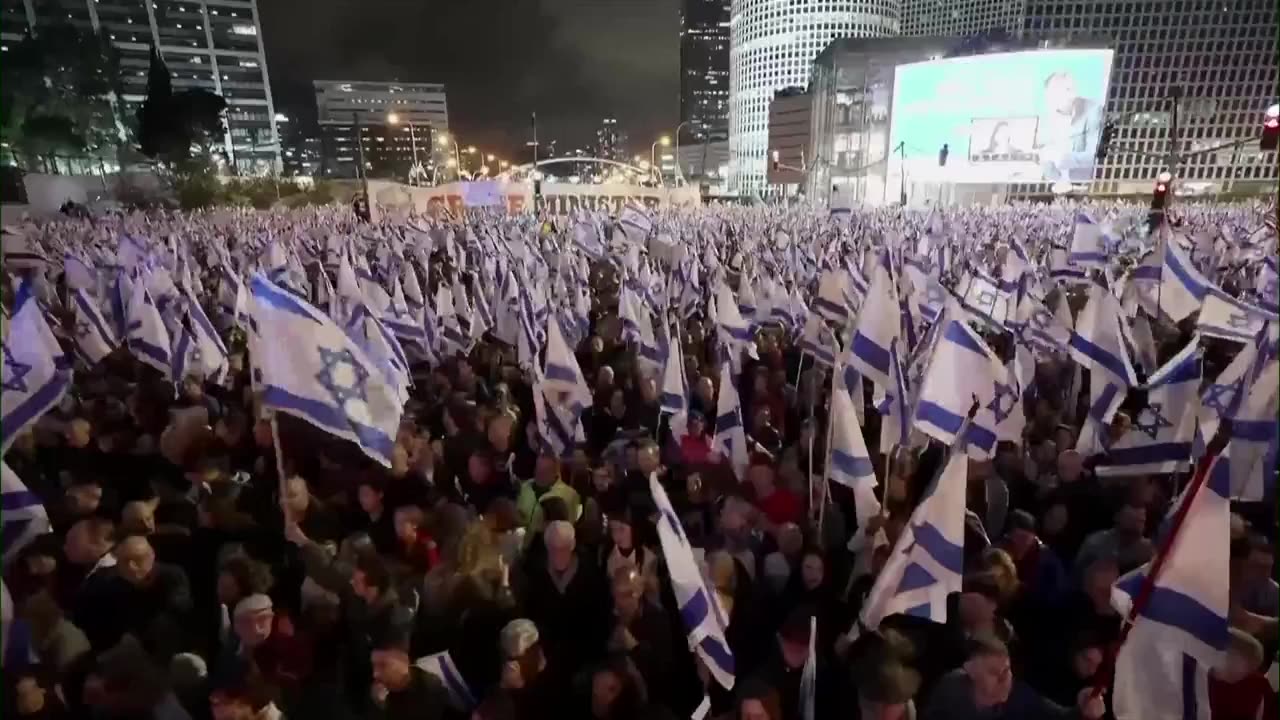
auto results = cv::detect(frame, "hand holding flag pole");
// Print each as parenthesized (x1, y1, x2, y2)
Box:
(1088, 451, 1217, 702)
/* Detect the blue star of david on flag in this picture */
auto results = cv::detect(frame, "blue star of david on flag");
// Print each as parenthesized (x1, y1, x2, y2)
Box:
(74, 320, 95, 339)
(986, 381, 1017, 424)
(315, 346, 371, 416)
(1201, 382, 1238, 416)
(1, 345, 32, 393)
(1134, 403, 1173, 440)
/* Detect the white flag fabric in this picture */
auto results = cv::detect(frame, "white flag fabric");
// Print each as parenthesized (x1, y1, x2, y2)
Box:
(1095, 338, 1201, 477)
(913, 319, 1011, 460)
(649, 472, 735, 691)
(659, 322, 689, 440)
(713, 361, 749, 480)
(414, 650, 477, 712)
(799, 615, 817, 720)
(1196, 288, 1277, 344)
(1, 461, 50, 566)
(70, 287, 120, 365)
(1158, 239, 1209, 323)
(248, 273, 402, 468)
(1069, 212, 1106, 267)
(125, 278, 173, 378)
(1111, 451, 1231, 720)
(858, 448, 968, 630)
(828, 367, 876, 491)
(1219, 328, 1278, 500)
(2, 281, 72, 451)
(848, 251, 902, 391)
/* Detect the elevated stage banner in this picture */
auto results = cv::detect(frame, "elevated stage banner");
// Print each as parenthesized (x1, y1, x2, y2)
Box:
(367, 180, 701, 218)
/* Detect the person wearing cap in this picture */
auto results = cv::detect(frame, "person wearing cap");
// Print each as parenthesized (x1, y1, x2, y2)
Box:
(922, 634, 1104, 720)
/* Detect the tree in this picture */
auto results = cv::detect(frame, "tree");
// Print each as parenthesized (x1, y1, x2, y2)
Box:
(135, 47, 228, 167)
(0, 21, 126, 171)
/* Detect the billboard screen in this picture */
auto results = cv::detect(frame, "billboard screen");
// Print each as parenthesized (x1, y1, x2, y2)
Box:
(888, 49, 1114, 184)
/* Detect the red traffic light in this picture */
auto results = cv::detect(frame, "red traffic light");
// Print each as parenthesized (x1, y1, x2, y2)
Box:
(1266, 118, 1280, 129)
(1155, 183, 1167, 192)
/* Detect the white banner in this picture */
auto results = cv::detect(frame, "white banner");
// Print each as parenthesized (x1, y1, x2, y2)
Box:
(367, 180, 701, 218)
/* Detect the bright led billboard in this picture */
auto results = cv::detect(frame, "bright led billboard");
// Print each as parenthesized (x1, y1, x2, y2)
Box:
(888, 49, 1114, 184)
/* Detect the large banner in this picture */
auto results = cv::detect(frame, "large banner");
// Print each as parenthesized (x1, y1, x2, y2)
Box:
(368, 180, 701, 218)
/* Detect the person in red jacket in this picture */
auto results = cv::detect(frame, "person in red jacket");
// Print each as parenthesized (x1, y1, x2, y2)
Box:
(391, 505, 440, 576)
(1209, 628, 1278, 720)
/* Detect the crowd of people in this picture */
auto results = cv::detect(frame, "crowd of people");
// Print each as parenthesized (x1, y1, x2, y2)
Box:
(0, 199, 1276, 720)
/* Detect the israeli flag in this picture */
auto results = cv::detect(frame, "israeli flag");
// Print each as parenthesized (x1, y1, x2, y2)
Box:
(1196, 288, 1277, 344)
(1096, 339, 1201, 477)
(849, 250, 902, 390)
(798, 315, 839, 367)
(125, 279, 172, 378)
(1049, 247, 1088, 284)
(714, 282, 758, 366)
(713, 361, 749, 480)
(248, 274, 402, 468)
(1074, 276, 1138, 453)
(1069, 212, 1106, 267)
(1158, 239, 1209, 323)
(414, 650, 476, 713)
(858, 446, 967, 630)
(1110, 451, 1230, 720)
(70, 288, 120, 366)
(2, 280, 72, 452)
(1011, 291, 1071, 355)
(659, 322, 690, 440)
(1220, 329, 1278, 500)
(649, 472, 735, 690)
(913, 319, 1012, 460)
(1, 461, 50, 566)
(813, 269, 852, 325)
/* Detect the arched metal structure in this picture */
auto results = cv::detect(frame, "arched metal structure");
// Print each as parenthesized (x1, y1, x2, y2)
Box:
(500, 157, 660, 185)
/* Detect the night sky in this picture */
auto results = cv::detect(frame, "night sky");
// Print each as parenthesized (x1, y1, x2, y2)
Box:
(259, 0, 681, 163)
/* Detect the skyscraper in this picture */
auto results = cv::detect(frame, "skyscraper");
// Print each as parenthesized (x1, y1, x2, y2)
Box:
(1023, 0, 1278, 193)
(680, 0, 731, 143)
(1, 0, 281, 174)
(728, 0, 900, 193)
(594, 118, 628, 162)
(900, 0, 1024, 37)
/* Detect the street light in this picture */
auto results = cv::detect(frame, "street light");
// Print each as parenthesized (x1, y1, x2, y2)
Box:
(386, 111, 421, 186)
(650, 135, 671, 186)
(672, 121, 691, 186)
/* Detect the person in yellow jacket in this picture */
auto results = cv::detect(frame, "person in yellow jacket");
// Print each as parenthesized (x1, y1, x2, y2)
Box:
(516, 455, 582, 537)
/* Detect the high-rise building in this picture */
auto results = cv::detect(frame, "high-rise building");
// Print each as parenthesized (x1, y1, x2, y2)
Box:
(680, 0, 731, 143)
(313, 80, 449, 181)
(728, 0, 900, 193)
(1, 0, 281, 174)
(594, 118, 628, 162)
(1023, 0, 1278, 194)
(900, 0, 1024, 37)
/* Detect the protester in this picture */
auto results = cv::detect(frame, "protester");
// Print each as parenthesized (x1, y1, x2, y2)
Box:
(0, 199, 1275, 720)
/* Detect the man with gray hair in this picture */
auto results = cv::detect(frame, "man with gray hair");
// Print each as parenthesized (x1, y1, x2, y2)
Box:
(519, 519, 610, 702)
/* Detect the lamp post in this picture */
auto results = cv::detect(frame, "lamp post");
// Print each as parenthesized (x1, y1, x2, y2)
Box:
(387, 112, 422, 186)
(672, 121, 691, 186)
(650, 135, 671, 187)
(436, 132, 463, 182)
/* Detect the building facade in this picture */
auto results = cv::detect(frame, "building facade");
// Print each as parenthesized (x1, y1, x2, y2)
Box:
(313, 80, 449, 181)
(594, 117, 628, 162)
(680, 0, 731, 143)
(728, 0, 900, 193)
(766, 87, 811, 189)
(899, 0, 1024, 37)
(2, 0, 281, 174)
(1023, 0, 1278, 195)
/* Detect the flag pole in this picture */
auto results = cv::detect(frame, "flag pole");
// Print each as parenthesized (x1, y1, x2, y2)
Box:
(269, 411, 292, 526)
(1089, 452, 1216, 699)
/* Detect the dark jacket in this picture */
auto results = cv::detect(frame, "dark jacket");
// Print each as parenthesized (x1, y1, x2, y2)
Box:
(922, 669, 1080, 720)
(379, 666, 449, 720)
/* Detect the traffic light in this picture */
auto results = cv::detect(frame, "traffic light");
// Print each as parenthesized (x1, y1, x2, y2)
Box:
(1151, 171, 1172, 211)
(1262, 104, 1279, 151)
(771, 149, 780, 173)
(938, 143, 950, 166)
(1096, 121, 1116, 161)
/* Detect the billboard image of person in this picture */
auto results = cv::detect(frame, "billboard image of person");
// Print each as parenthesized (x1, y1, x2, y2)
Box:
(888, 49, 1114, 184)
(1035, 70, 1105, 183)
